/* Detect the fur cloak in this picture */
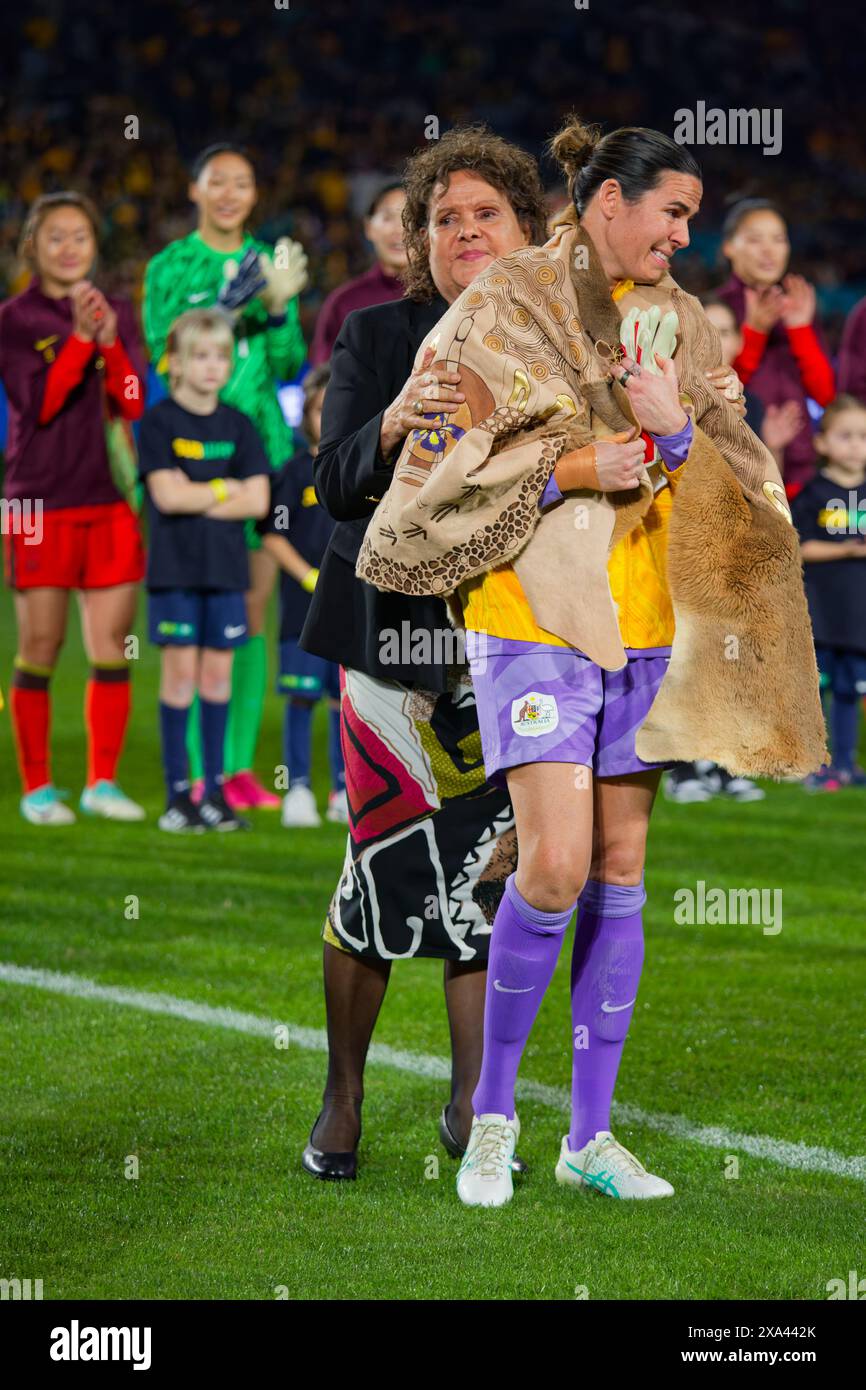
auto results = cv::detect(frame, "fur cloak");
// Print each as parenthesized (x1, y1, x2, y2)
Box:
(356, 217, 827, 779)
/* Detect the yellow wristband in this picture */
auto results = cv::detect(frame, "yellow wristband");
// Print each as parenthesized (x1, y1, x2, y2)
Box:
(301, 567, 319, 593)
(209, 477, 229, 503)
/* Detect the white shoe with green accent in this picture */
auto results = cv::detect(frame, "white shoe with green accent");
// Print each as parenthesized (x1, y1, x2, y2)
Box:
(456, 1112, 520, 1208)
(79, 780, 145, 821)
(555, 1130, 674, 1199)
(20, 784, 76, 826)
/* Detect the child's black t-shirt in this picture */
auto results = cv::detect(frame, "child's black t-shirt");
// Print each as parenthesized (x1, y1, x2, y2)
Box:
(139, 398, 269, 591)
(257, 451, 335, 639)
(791, 470, 866, 653)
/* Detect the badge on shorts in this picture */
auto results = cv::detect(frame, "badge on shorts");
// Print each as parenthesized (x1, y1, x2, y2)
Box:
(511, 691, 559, 737)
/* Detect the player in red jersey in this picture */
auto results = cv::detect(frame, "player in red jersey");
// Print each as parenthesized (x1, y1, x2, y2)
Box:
(1, 192, 147, 825)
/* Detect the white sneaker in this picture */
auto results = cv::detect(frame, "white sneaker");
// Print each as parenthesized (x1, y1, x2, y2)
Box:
(326, 788, 349, 823)
(20, 784, 76, 826)
(281, 783, 321, 828)
(706, 770, 766, 802)
(457, 1112, 520, 1208)
(79, 779, 145, 821)
(555, 1130, 674, 1199)
(664, 774, 712, 804)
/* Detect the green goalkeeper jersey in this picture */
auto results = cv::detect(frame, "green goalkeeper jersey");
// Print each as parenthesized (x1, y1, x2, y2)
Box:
(143, 231, 306, 469)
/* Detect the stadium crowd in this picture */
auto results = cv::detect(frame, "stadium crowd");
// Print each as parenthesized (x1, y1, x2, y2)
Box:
(2, 1, 866, 339)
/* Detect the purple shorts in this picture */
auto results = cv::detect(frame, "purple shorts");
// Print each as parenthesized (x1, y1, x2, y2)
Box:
(466, 634, 673, 787)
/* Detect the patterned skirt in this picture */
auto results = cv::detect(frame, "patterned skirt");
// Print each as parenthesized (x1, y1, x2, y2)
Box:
(322, 667, 516, 961)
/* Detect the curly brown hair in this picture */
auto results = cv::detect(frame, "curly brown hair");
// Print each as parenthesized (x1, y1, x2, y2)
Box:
(400, 124, 548, 302)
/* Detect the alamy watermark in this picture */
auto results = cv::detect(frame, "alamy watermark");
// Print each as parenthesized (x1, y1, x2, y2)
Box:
(1, 1276, 43, 1299)
(819, 493, 866, 536)
(50, 1322, 151, 1370)
(0, 497, 43, 545)
(674, 880, 783, 935)
(673, 102, 782, 157)
(378, 622, 488, 670)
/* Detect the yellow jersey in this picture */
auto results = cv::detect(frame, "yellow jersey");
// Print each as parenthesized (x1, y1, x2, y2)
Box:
(459, 277, 687, 652)
(459, 464, 681, 650)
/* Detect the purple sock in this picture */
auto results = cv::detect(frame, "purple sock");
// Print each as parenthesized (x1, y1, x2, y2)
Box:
(472, 873, 574, 1119)
(568, 877, 646, 1152)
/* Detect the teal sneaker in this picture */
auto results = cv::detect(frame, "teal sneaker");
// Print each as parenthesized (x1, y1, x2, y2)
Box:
(79, 780, 145, 822)
(555, 1131, 674, 1199)
(20, 784, 76, 826)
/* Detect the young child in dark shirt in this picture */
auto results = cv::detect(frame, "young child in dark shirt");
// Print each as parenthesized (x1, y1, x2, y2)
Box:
(259, 364, 347, 828)
(792, 394, 866, 790)
(138, 309, 270, 831)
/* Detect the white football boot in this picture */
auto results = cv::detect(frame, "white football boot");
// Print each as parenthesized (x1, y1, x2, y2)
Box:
(555, 1130, 674, 1199)
(457, 1112, 520, 1208)
(20, 784, 76, 826)
(79, 780, 145, 821)
(281, 783, 321, 828)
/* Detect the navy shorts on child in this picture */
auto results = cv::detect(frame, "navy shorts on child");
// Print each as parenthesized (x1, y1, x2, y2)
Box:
(815, 645, 866, 697)
(148, 589, 249, 649)
(278, 637, 341, 698)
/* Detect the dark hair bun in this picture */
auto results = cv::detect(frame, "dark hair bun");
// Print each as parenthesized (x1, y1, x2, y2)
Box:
(549, 117, 602, 187)
(549, 119, 701, 217)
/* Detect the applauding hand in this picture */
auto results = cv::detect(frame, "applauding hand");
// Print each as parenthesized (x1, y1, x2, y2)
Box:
(744, 284, 786, 335)
(258, 238, 309, 315)
(70, 281, 103, 341)
(779, 274, 816, 329)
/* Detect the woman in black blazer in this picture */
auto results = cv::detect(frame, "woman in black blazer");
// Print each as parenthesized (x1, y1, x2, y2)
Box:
(302, 293, 451, 689)
(299, 127, 548, 1179)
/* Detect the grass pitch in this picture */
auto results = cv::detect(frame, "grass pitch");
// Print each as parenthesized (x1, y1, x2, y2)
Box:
(1, 586, 864, 1300)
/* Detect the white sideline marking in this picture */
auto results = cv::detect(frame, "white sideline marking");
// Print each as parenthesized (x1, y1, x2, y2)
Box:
(2, 961, 864, 1184)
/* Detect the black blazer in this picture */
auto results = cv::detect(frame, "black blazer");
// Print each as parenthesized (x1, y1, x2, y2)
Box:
(300, 293, 455, 690)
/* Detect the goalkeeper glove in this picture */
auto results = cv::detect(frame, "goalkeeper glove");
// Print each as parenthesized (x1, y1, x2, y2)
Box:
(619, 305, 678, 375)
(258, 238, 309, 316)
(217, 247, 267, 316)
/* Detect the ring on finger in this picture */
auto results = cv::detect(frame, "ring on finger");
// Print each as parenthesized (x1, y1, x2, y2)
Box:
(413, 398, 424, 414)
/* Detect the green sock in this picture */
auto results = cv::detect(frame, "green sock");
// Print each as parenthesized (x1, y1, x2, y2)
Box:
(186, 692, 204, 782)
(225, 634, 268, 776)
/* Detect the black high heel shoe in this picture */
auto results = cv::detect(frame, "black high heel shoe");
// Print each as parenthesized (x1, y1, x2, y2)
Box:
(301, 1110, 360, 1181)
(438, 1105, 528, 1175)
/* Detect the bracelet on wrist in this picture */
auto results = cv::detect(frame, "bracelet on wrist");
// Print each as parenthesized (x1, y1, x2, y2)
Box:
(209, 477, 229, 503)
(558, 443, 599, 490)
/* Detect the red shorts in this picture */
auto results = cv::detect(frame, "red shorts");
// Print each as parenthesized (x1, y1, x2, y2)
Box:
(3, 500, 146, 591)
